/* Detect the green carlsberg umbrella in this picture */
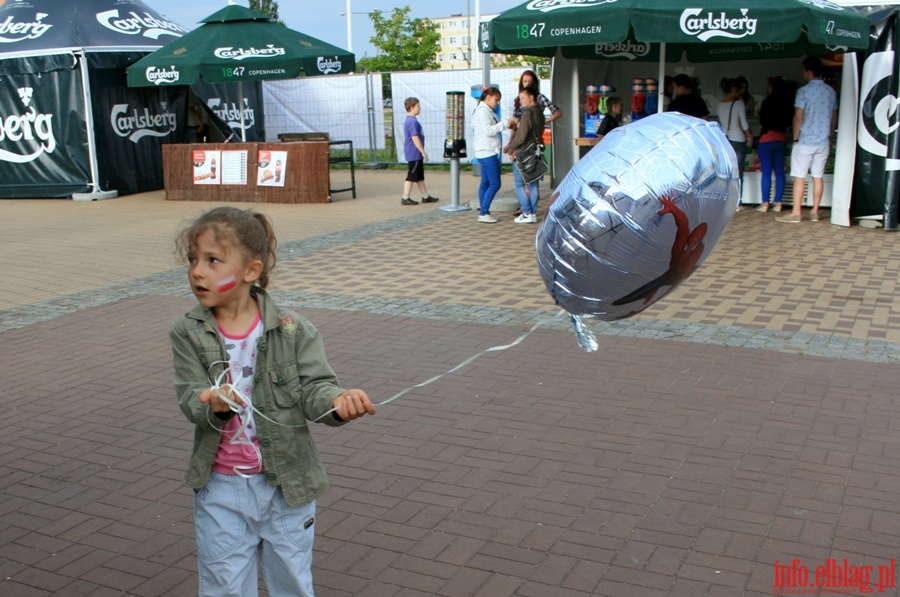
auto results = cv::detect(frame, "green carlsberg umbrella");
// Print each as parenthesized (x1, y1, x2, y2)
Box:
(126, 4, 354, 88)
(483, 0, 870, 61)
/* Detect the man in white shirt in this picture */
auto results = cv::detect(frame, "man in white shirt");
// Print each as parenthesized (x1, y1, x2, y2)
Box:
(776, 57, 837, 224)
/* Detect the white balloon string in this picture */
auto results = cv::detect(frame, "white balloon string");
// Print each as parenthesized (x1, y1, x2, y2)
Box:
(204, 315, 561, 432)
(207, 362, 311, 428)
(313, 314, 562, 422)
(207, 362, 300, 476)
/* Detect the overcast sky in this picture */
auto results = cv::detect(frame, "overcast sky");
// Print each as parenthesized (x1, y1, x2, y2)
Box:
(147, 0, 520, 58)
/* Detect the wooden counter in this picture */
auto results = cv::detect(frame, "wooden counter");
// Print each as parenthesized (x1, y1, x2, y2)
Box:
(163, 141, 330, 203)
(575, 137, 601, 147)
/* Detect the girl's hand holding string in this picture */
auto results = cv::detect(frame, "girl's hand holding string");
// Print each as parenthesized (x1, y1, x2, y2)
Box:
(200, 382, 374, 423)
(333, 389, 376, 422)
(200, 385, 241, 413)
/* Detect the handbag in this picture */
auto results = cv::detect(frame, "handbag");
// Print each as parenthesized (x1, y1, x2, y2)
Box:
(515, 140, 548, 184)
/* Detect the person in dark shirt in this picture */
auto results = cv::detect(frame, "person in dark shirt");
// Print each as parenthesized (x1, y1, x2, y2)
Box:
(667, 73, 709, 120)
(595, 96, 623, 141)
(756, 76, 795, 212)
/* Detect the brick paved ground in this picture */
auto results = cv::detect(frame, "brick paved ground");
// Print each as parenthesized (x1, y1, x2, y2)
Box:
(2, 169, 900, 596)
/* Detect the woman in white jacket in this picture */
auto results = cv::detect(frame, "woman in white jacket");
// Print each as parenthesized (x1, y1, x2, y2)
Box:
(472, 87, 515, 223)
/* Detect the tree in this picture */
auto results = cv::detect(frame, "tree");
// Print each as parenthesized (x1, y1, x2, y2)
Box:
(491, 53, 551, 79)
(249, 0, 284, 25)
(357, 7, 440, 72)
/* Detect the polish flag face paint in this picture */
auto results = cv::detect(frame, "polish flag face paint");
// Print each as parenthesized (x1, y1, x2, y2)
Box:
(216, 275, 237, 292)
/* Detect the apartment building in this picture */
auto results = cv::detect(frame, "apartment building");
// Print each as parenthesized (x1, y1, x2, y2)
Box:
(430, 13, 496, 70)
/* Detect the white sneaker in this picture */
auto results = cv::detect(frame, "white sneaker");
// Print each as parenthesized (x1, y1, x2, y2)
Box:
(514, 213, 534, 224)
(477, 214, 498, 223)
(528, 214, 537, 223)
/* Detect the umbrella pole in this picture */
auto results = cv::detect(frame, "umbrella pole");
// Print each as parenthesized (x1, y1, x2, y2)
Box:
(657, 43, 665, 115)
(367, 73, 377, 162)
(239, 81, 246, 142)
(72, 50, 117, 201)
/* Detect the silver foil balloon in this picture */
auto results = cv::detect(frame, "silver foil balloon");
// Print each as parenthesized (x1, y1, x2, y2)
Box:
(536, 113, 739, 349)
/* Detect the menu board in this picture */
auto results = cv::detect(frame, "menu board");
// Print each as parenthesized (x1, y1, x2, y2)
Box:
(258, 150, 287, 187)
(191, 149, 248, 185)
(221, 151, 248, 185)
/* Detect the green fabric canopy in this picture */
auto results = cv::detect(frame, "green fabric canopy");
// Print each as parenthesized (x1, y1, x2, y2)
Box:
(126, 4, 354, 87)
(482, 0, 870, 62)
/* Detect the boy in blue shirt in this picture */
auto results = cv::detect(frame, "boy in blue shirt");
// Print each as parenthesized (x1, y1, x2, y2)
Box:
(401, 97, 439, 205)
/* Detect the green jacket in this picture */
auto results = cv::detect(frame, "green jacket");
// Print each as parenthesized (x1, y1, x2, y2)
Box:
(169, 287, 346, 507)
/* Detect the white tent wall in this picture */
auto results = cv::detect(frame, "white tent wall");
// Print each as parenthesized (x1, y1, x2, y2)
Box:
(262, 74, 384, 147)
(831, 56, 860, 226)
(262, 67, 527, 164)
(389, 67, 523, 164)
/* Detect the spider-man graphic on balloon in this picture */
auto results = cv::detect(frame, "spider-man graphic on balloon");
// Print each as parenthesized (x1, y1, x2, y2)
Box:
(613, 196, 708, 308)
(535, 112, 741, 349)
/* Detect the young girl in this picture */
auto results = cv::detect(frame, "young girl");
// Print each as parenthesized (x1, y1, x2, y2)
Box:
(472, 87, 516, 223)
(169, 206, 375, 596)
(505, 86, 546, 224)
(513, 69, 563, 125)
(594, 96, 623, 142)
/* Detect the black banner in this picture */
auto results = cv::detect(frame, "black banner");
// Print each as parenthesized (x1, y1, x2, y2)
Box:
(853, 9, 900, 228)
(90, 65, 187, 196)
(0, 65, 90, 198)
(0, 53, 212, 198)
(193, 80, 266, 143)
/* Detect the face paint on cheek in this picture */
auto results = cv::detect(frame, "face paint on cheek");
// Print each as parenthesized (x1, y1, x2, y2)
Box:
(216, 275, 237, 292)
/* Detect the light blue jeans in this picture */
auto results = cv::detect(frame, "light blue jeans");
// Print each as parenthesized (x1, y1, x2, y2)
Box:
(194, 472, 316, 596)
(513, 165, 540, 215)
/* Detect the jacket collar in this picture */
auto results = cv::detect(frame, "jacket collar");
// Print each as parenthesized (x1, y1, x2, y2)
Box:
(186, 286, 284, 332)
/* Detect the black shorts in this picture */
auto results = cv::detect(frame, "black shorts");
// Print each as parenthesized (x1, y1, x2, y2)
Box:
(406, 160, 425, 182)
